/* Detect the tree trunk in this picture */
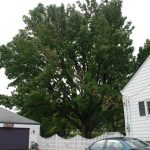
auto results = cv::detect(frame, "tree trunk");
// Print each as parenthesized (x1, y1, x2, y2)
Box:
(81, 121, 93, 138)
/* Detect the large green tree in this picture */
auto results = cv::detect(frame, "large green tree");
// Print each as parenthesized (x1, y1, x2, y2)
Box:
(0, 0, 134, 138)
(135, 39, 150, 72)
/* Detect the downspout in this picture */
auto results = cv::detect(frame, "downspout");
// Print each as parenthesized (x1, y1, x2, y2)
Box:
(123, 95, 132, 137)
(127, 96, 133, 137)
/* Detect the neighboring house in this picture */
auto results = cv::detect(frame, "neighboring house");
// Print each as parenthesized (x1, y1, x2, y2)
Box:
(0, 107, 40, 149)
(121, 55, 150, 141)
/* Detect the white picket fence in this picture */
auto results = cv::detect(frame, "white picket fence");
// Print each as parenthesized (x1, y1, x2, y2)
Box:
(38, 132, 124, 150)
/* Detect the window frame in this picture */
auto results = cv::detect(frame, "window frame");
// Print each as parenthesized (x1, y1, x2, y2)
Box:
(145, 100, 150, 116)
(138, 100, 150, 117)
(138, 101, 146, 117)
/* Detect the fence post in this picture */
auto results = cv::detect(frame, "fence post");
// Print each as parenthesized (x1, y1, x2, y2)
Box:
(56, 134, 57, 150)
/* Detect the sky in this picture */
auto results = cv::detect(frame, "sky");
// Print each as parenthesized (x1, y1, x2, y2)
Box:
(0, 0, 150, 96)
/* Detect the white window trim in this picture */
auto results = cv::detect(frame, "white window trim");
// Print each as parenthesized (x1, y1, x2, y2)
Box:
(138, 100, 150, 117)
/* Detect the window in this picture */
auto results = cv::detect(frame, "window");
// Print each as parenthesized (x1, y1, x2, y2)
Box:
(146, 101, 150, 115)
(104, 140, 124, 150)
(138, 101, 146, 116)
(90, 140, 106, 150)
(124, 138, 149, 148)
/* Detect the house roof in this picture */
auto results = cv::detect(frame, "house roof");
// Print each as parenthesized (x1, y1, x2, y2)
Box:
(121, 55, 150, 96)
(0, 107, 40, 125)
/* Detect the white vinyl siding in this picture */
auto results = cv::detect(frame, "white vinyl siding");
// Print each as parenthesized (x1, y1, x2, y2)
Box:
(122, 55, 150, 96)
(122, 55, 150, 141)
(124, 85, 150, 141)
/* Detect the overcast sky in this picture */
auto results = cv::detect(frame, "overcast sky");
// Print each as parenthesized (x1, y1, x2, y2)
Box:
(0, 0, 150, 95)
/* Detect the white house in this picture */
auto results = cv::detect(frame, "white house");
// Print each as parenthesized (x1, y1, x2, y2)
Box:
(0, 107, 40, 149)
(121, 55, 150, 141)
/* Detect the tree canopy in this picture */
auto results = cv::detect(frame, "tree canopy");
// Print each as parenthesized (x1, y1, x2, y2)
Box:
(0, 0, 135, 138)
(134, 39, 150, 72)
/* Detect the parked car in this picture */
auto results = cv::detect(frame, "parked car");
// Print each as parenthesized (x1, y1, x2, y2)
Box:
(86, 137, 150, 150)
